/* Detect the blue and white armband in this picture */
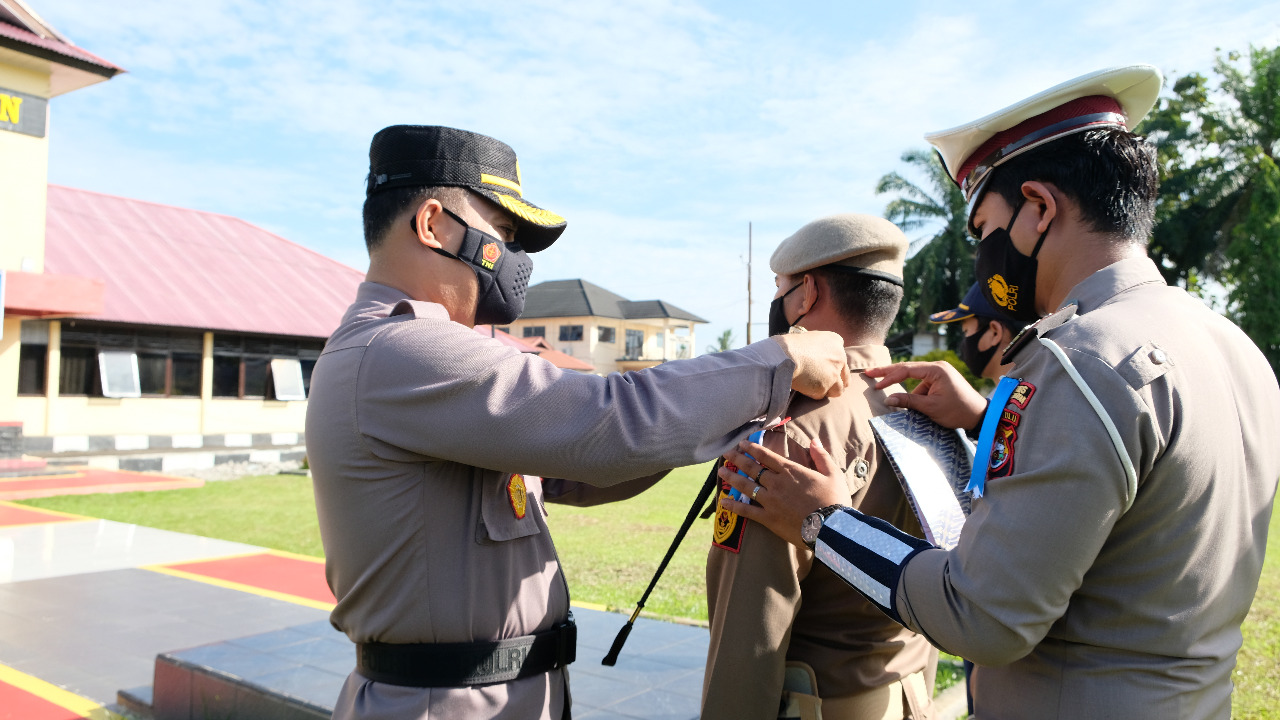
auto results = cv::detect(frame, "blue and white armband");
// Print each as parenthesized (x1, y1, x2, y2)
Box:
(811, 507, 933, 625)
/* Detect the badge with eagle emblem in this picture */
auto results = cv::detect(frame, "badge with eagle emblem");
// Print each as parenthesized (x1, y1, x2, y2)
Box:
(507, 474, 528, 519)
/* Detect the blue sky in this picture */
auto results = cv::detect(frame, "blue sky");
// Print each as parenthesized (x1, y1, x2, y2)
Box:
(35, 0, 1280, 352)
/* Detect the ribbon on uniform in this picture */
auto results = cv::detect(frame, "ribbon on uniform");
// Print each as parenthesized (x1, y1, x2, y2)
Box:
(966, 376, 1020, 499)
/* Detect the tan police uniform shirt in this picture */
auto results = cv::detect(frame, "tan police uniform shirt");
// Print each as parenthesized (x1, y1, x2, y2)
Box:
(894, 257, 1280, 719)
(307, 282, 799, 720)
(703, 346, 935, 720)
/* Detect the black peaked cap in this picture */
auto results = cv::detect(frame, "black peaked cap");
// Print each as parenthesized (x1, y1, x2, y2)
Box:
(367, 125, 567, 253)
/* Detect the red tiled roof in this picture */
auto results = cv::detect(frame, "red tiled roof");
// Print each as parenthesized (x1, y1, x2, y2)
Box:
(534, 346, 595, 372)
(0, 20, 122, 76)
(43, 185, 365, 339)
(474, 325, 539, 352)
(473, 326, 595, 371)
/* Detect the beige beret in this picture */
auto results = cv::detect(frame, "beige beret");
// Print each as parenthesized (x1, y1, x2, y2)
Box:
(769, 213, 908, 280)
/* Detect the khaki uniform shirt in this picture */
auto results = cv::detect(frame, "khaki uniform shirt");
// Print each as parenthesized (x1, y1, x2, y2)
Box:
(307, 282, 797, 720)
(895, 257, 1280, 719)
(703, 346, 934, 719)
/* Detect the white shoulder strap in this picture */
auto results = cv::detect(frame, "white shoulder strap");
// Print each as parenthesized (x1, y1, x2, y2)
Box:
(1037, 337, 1138, 513)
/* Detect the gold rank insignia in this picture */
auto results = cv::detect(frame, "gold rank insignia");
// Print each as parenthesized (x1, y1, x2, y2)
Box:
(508, 474, 528, 519)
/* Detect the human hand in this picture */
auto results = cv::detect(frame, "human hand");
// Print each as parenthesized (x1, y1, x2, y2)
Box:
(718, 437, 849, 549)
(771, 331, 850, 400)
(865, 360, 987, 430)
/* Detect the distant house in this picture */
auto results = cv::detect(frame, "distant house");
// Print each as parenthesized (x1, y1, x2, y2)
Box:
(500, 280, 706, 375)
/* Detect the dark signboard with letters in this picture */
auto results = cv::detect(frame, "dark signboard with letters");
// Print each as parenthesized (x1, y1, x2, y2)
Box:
(0, 86, 47, 138)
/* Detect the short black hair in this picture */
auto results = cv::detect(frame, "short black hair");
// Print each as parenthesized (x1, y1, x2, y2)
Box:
(362, 184, 469, 252)
(982, 127, 1159, 243)
(809, 267, 904, 341)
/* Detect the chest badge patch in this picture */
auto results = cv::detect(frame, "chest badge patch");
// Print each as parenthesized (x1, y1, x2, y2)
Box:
(988, 409, 1020, 479)
(507, 474, 528, 519)
(712, 465, 747, 552)
(1008, 381, 1036, 409)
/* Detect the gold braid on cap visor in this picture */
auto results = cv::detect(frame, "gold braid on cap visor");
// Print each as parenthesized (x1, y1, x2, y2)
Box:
(961, 111, 1128, 204)
(497, 195, 566, 227)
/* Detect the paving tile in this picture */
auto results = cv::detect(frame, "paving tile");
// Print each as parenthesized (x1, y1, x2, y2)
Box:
(291, 619, 339, 637)
(635, 637, 710, 667)
(0, 520, 261, 582)
(573, 653, 696, 688)
(576, 709, 641, 720)
(227, 626, 315, 653)
(606, 687, 700, 720)
(568, 668, 648, 710)
(249, 665, 346, 708)
(234, 683, 330, 720)
(656, 668, 704, 699)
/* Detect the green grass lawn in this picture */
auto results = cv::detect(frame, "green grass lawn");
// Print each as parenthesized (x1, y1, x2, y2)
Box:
(544, 463, 716, 621)
(1233, 504, 1280, 719)
(19, 471, 1280, 714)
(20, 474, 325, 557)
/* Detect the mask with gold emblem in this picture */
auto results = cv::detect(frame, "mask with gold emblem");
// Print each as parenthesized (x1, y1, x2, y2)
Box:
(974, 199, 1049, 323)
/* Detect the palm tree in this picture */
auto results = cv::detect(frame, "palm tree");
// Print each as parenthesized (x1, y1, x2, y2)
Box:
(875, 149, 975, 350)
(705, 329, 735, 354)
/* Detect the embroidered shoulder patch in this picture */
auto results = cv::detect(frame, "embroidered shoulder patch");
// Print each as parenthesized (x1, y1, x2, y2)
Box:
(712, 481, 747, 552)
(1008, 381, 1036, 410)
(507, 474, 528, 519)
(988, 409, 1021, 479)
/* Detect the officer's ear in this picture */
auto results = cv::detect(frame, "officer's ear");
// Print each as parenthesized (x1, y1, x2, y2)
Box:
(414, 199, 447, 250)
(1020, 181, 1059, 234)
(798, 273, 820, 315)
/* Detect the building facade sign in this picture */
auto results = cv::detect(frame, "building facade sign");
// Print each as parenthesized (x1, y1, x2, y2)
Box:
(0, 86, 47, 138)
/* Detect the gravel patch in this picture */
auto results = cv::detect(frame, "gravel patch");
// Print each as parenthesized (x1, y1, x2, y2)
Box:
(169, 460, 307, 482)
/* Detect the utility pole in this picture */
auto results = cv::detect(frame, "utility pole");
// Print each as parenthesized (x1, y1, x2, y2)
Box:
(746, 222, 752, 345)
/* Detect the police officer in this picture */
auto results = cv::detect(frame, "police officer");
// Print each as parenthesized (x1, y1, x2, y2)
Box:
(702, 215, 935, 720)
(305, 125, 852, 720)
(716, 66, 1280, 719)
(928, 282, 1027, 380)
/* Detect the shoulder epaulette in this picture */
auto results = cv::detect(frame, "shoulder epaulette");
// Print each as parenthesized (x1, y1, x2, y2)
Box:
(1000, 301, 1079, 365)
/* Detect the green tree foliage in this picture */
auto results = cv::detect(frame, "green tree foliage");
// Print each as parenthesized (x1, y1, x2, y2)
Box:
(900, 349, 992, 394)
(706, 328, 736, 354)
(876, 149, 975, 351)
(1143, 46, 1280, 373)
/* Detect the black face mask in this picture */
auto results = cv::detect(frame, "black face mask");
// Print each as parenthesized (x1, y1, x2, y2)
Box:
(974, 199, 1050, 323)
(418, 208, 532, 325)
(768, 282, 808, 336)
(958, 318, 999, 378)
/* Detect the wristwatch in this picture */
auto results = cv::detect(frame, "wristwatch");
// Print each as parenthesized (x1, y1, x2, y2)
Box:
(801, 505, 844, 549)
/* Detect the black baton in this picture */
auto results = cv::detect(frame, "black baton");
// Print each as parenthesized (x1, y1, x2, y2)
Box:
(602, 460, 723, 666)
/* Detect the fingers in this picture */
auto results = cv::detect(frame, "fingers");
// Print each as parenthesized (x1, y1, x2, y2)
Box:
(738, 440, 788, 473)
(721, 465, 757, 497)
(865, 361, 944, 390)
(808, 437, 837, 477)
(884, 392, 916, 409)
(719, 496, 767, 523)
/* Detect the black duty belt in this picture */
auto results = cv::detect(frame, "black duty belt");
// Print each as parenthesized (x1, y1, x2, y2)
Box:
(356, 615, 577, 688)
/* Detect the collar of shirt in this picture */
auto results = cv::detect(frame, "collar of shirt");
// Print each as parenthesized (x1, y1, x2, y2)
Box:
(1058, 255, 1166, 316)
(845, 344, 893, 372)
(346, 281, 451, 322)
